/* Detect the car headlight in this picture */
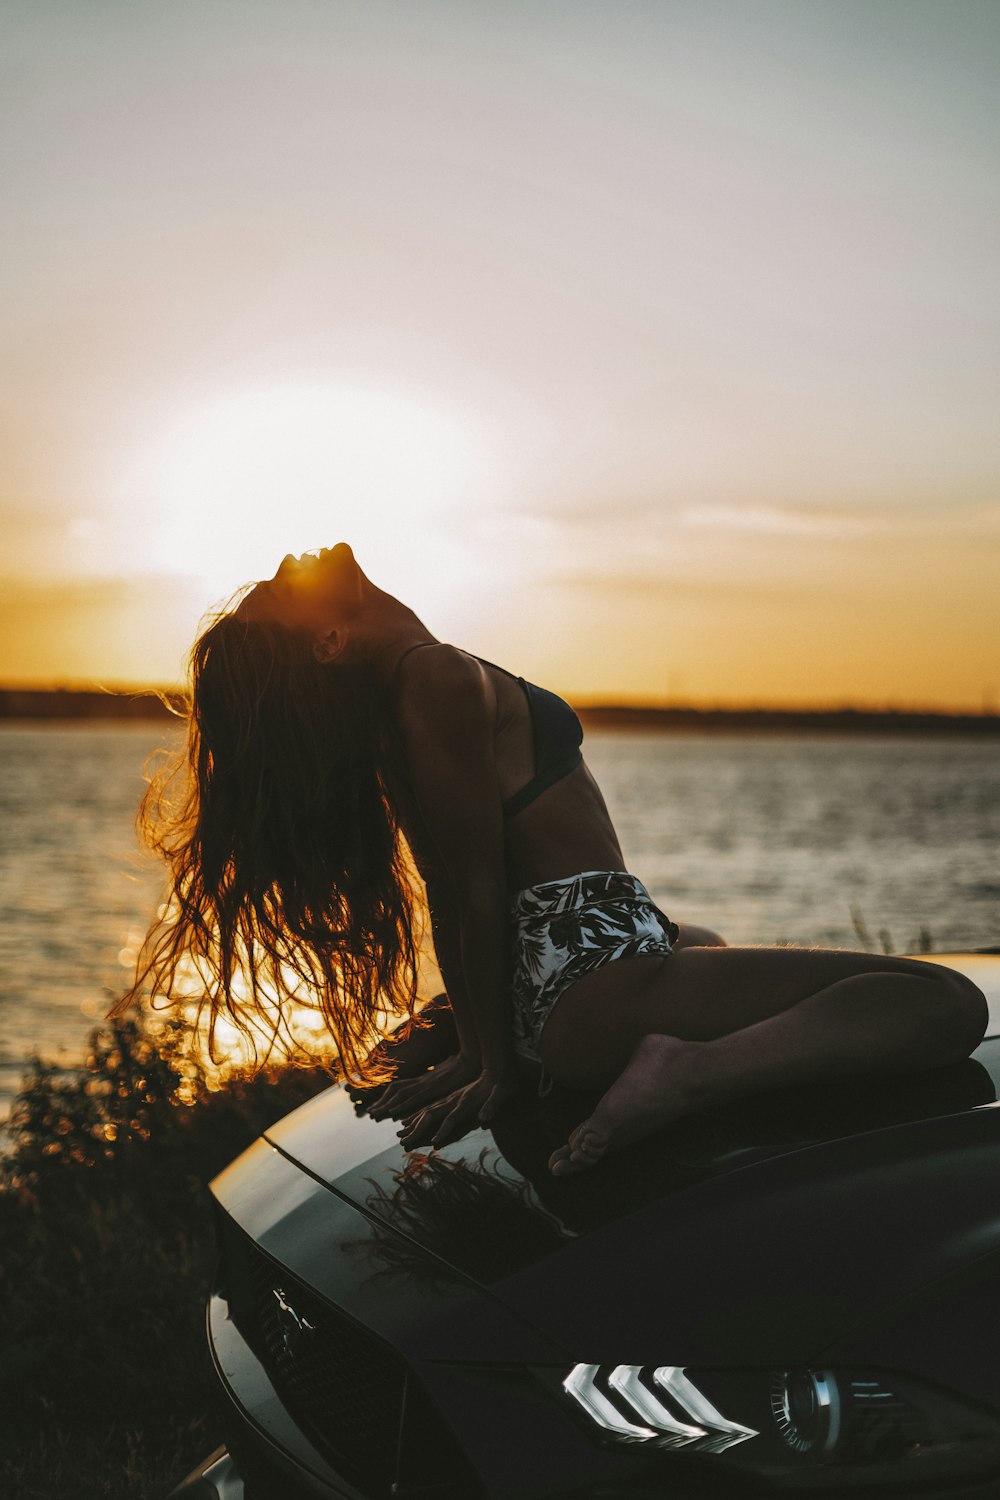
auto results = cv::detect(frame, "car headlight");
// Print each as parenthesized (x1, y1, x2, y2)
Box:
(562, 1363, 756, 1451)
(546, 1362, 1000, 1488)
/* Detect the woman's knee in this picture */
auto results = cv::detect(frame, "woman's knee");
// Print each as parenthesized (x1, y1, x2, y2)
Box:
(920, 966, 989, 1061)
(673, 922, 727, 951)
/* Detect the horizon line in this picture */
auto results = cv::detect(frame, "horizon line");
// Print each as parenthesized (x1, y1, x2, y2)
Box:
(0, 682, 997, 724)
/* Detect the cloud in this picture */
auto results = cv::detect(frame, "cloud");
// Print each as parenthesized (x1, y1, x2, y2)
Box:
(508, 496, 896, 541)
(676, 503, 883, 537)
(546, 570, 810, 602)
(504, 496, 661, 529)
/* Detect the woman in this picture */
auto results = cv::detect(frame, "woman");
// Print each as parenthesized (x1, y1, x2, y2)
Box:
(131, 543, 988, 1175)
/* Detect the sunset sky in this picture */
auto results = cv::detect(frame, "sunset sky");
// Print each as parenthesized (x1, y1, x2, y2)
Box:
(2, 0, 998, 708)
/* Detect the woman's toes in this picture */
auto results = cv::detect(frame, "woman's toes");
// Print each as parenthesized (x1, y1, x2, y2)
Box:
(548, 1120, 610, 1175)
(572, 1121, 605, 1152)
(551, 1149, 585, 1176)
(570, 1130, 606, 1163)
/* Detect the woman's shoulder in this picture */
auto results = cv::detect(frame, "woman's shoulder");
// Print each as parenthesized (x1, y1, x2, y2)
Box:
(395, 643, 496, 723)
(396, 641, 484, 683)
(393, 645, 505, 795)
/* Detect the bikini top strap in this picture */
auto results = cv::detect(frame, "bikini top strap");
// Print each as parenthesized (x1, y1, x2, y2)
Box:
(395, 643, 524, 684)
(470, 652, 524, 687)
(392, 640, 441, 678)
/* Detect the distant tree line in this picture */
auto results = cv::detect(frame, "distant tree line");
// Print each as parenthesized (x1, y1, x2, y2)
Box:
(577, 704, 1000, 735)
(0, 686, 997, 734)
(0, 687, 183, 721)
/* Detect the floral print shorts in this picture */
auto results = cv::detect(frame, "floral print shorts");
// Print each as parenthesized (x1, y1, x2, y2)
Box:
(509, 868, 679, 1065)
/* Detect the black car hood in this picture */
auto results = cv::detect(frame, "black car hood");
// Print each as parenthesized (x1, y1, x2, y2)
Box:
(262, 956, 1000, 1363)
(264, 1054, 1000, 1357)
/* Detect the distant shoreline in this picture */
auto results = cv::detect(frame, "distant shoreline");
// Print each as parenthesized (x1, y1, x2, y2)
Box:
(577, 704, 1000, 736)
(1, 685, 998, 735)
(0, 687, 183, 722)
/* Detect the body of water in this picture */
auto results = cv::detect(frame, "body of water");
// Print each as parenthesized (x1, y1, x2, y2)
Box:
(1, 722, 997, 1123)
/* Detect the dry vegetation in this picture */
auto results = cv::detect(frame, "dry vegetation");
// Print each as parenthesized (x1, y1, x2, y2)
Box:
(0, 1016, 336, 1500)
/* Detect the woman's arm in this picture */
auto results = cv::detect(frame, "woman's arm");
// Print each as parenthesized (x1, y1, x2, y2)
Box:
(371, 648, 520, 1143)
(421, 869, 500, 1068)
(422, 872, 471, 1031)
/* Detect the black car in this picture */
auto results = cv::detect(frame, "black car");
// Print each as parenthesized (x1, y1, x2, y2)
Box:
(171, 953, 1000, 1500)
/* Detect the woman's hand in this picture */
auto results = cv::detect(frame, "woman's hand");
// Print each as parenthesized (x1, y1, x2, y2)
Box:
(364, 1051, 480, 1122)
(397, 1067, 522, 1151)
(347, 995, 458, 1113)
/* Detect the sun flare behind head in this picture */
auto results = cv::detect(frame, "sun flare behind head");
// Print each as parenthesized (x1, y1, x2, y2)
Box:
(133, 382, 496, 604)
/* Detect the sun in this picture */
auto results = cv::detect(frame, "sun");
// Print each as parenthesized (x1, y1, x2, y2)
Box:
(133, 382, 496, 604)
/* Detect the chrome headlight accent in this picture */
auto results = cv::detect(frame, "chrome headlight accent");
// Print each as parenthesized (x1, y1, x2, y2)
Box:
(562, 1363, 756, 1451)
(552, 1361, 1000, 1487)
(562, 1364, 658, 1441)
(653, 1366, 758, 1453)
(607, 1366, 706, 1447)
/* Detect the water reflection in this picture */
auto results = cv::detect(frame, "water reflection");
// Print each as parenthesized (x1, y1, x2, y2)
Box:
(360, 1150, 570, 1286)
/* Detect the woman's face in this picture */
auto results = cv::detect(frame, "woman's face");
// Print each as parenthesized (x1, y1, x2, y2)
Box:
(237, 542, 365, 638)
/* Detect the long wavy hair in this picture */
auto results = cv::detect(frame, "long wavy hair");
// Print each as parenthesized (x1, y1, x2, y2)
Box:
(117, 604, 420, 1083)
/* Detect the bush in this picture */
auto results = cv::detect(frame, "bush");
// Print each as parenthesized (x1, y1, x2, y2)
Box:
(0, 1015, 336, 1500)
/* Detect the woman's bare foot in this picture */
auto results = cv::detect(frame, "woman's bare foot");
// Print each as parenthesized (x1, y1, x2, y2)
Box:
(548, 1034, 707, 1175)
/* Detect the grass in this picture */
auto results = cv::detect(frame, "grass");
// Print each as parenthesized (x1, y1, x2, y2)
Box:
(848, 904, 936, 957)
(0, 1014, 337, 1500)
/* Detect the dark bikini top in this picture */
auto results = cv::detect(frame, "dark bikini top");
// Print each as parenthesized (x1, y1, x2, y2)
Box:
(395, 643, 583, 820)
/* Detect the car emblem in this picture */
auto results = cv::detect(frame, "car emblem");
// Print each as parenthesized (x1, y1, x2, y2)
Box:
(272, 1286, 316, 1356)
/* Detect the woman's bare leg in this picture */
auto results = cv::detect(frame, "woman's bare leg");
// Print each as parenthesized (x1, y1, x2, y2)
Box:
(540, 947, 987, 1175)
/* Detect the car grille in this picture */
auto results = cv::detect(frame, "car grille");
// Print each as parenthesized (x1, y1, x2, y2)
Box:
(218, 1211, 479, 1498)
